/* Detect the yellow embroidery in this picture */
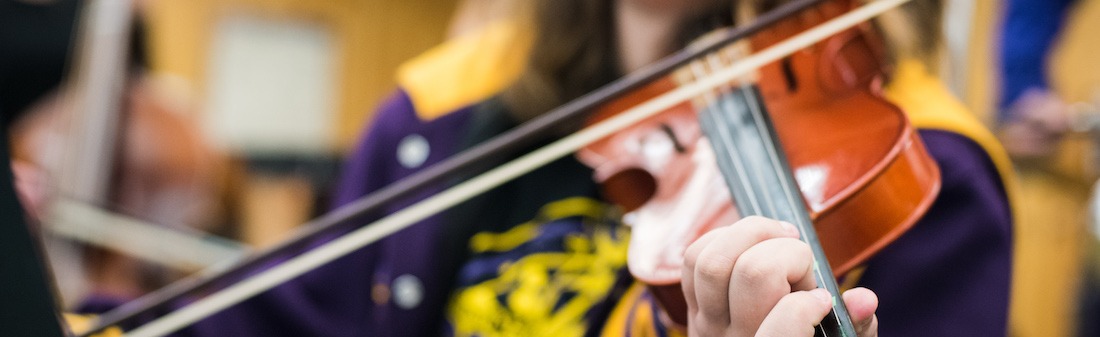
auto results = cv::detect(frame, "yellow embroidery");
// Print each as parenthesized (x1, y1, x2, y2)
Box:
(470, 223, 540, 253)
(449, 198, 629, 337)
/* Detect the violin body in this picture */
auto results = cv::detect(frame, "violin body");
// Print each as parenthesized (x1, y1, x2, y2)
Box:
(577, 0, 940, 325)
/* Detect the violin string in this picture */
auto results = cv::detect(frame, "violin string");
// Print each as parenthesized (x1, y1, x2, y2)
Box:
(687, 45, 771, 232)
(743, 87, 782, 218)
(695, 50, 775, 218)
(110, 1, 910, 335)
(707, 52, 780, 218)
(689, 55, 762, 215)
(741, 72, 803, 231)
(704, 59, 758, 215)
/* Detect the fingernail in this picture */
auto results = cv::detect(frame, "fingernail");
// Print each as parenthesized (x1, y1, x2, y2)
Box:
(779, 221, 800, 236)
(811, 289, 833, 306)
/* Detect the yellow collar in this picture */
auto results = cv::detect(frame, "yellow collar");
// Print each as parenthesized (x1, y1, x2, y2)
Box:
(396, 20, 533, 121)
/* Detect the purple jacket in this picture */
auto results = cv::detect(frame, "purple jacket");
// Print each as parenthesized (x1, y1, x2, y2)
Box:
(177, 90, 476, 337)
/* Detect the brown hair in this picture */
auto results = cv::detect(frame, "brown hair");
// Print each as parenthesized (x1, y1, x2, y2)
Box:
(499, 0, 733, 124)
(498, 0, 620, 123)
(876, 0, 945, 71)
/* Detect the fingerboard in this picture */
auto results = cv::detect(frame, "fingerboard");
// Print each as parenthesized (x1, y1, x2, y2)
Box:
(697, 84, 856, 337)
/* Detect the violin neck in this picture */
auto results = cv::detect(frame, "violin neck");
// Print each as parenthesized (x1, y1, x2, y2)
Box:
(696, 84, 856, 337)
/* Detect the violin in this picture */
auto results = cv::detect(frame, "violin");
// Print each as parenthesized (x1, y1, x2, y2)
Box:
(77, 0, 921, 335)
(577, 0, 939, 332)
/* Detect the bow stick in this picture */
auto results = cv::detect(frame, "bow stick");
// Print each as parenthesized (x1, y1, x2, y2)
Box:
(79, 0, 911, 335)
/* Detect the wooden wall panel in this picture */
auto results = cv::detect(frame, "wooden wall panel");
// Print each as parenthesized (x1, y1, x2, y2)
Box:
(143, 0, 457, 152)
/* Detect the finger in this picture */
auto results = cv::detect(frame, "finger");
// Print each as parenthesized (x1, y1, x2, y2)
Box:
(842, 288, 879, 337)
(681, 223, 727, 321)
(727, 237, 817, 335)
(685, 216, 799, 326)
(755, 289, 833, 337)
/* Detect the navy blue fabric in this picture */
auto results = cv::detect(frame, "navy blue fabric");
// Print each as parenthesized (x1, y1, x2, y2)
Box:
(998, 0, 1077, 119)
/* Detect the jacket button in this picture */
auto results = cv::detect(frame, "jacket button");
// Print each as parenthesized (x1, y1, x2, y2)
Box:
(392, 274, 424, 309)
(397, 134, 430, 169)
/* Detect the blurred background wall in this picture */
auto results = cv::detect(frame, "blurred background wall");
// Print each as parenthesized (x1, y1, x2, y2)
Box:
(144, 0, 458, 152)
(140, 0, 461, 247)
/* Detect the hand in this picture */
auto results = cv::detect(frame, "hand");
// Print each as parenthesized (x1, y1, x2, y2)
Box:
(998, 89, 1071, 160)
(681, 216, 878, 336)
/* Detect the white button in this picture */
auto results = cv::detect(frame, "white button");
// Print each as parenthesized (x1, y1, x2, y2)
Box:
(392, 274, 424, 309)
(397, 134, 430, 169)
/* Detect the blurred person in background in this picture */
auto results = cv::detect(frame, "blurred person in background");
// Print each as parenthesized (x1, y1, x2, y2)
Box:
(994, 1, 1100, 336)
(3, 0, 231, 318)
(996, 0, 1078, 162)
(0, 0, 85, 335)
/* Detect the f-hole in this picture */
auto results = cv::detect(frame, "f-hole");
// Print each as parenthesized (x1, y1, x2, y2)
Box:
(781, 58, 798, 93)
(658, 123, 686, 153)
